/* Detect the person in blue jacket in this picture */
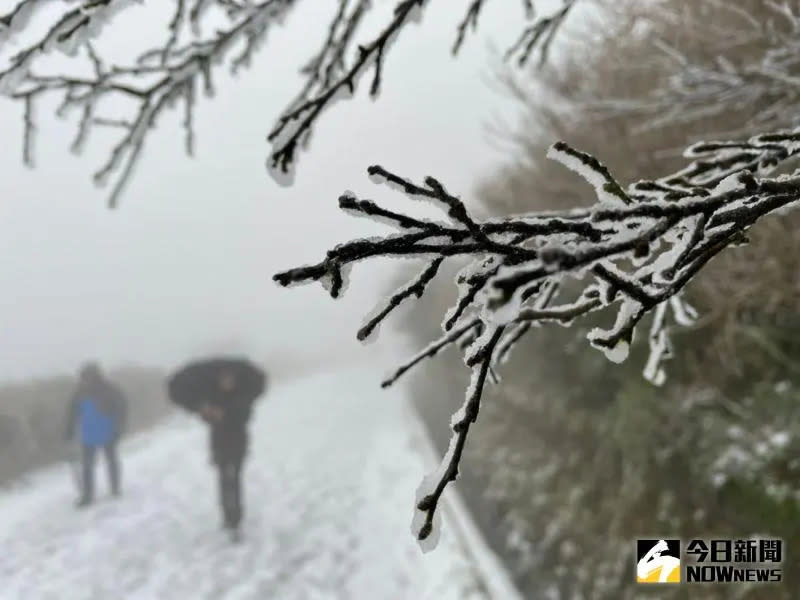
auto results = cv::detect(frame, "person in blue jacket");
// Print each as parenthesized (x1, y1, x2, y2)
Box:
(65, 362, 127, 508)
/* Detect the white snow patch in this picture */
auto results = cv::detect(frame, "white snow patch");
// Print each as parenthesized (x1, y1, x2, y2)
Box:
(771, 431, 791, 449)
(711, 172, 746, 196)
(547, 143, 626, 207)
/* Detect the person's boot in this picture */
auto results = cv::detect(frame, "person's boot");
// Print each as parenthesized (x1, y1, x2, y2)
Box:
(222, 509, 242, 542)
(75, 496, 93, 509)
(228, 525, 242, 543)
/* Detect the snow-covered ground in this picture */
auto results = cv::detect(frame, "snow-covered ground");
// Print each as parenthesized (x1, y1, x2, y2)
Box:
(0, 365, 518, 599)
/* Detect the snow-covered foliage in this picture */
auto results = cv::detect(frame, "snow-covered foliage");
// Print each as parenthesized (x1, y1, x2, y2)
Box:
(589, 0, 800, 137)
(274, 128, 800, 545)
(0, 0, 578, 205)
(456, 364, 800, 599)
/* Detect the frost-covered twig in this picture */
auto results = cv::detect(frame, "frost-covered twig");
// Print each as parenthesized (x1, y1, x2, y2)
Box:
(358, 257, 444, 341)
(414, 324, 504, 543)
(266, 0, 426, 185)
(2, 0, 298, 207)
(381, 318, 482, 389)
(274, 127, 800, 545)
(452, 0, 545, 56)
(266, 0, 584, 183)
(1, 0, 583, 204)
(505, 0, 576, 67)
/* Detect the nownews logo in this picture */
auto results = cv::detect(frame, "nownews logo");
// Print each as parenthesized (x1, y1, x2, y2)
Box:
(636, 538, 783, 585)
(684, 538, 783, 583)
(636, 539, 681, 583)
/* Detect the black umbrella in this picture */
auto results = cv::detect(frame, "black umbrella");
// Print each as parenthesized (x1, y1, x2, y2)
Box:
(167, 356, 267, 414)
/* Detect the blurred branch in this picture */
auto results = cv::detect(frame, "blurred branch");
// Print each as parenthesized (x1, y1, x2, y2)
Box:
(2, 0, 298, 207)
(588, 1, 800, 137)
(0, 0, 584, 205)
(505, 0, 576, 67)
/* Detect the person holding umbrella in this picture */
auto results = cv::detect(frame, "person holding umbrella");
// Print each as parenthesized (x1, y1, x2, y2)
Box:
(166, 356, 266, 541)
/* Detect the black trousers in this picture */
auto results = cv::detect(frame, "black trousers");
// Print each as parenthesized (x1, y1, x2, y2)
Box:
(211, 426, 248, 529)
(81, 442, 120, 500)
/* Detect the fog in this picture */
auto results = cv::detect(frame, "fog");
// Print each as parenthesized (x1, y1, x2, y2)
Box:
(5, 3, 799, 599)
(0, 1, 520, 381)
(0, 5, 533, 596)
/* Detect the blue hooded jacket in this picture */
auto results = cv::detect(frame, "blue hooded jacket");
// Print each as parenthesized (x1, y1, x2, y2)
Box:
(77, 397, 117, 447)
(66, 367, 127, 447)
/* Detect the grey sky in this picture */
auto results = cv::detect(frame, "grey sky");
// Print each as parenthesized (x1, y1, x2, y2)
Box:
(0, 1, 524, 381)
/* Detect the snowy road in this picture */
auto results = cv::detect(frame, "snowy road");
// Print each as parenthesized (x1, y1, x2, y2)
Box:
(0, 366, 507, 599)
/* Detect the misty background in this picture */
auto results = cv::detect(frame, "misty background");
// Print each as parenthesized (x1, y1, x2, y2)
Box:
(0, 1, 521, 381)
(0, 6, 532, 595)
(3, 1, 800, 599)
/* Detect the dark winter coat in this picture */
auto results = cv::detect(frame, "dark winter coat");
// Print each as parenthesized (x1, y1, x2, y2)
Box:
(166, 357, 266, 465)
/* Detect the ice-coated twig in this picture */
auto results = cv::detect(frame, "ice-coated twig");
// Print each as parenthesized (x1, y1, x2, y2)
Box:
(452, 0, 485, 56)
(380, 318, 482, 388)
(505, 0, 576, 67)
(266, 0, 428, 184)
(2, 0, 585, 204)
(414, 324, 504, 542)
(266, 0, 589, 183)
(358, 257, 444, 341)
(274, 127, 800, 546)
(494, 280, 559, 365)
(3, 0, 299, 207)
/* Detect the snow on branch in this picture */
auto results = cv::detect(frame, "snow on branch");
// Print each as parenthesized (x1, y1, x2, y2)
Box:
(1, 0, 298, 207)
(266, 0, 580, 183)
(266, 0, 425, 186)
(0, 0, 582, 205)
(505, 0, 576, 67)
(274, 127, 800, 547)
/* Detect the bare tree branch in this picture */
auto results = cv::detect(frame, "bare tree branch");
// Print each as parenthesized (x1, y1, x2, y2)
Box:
(505, 0, 577, 67)
(415, 324, 504, 542)
(266, 0, 426, 184)
(274, 127, 800, 542)
(0, 0, 585, 205)
(358, 257, 444, 341)
(2, 0, 299, 207)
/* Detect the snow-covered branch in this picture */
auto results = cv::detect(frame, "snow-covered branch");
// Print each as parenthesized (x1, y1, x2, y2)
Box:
(1, 0, 297, 207)
(0, 0, 581, 205)
(266, 0, 425, 186)
(274, 127, 800, 545)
